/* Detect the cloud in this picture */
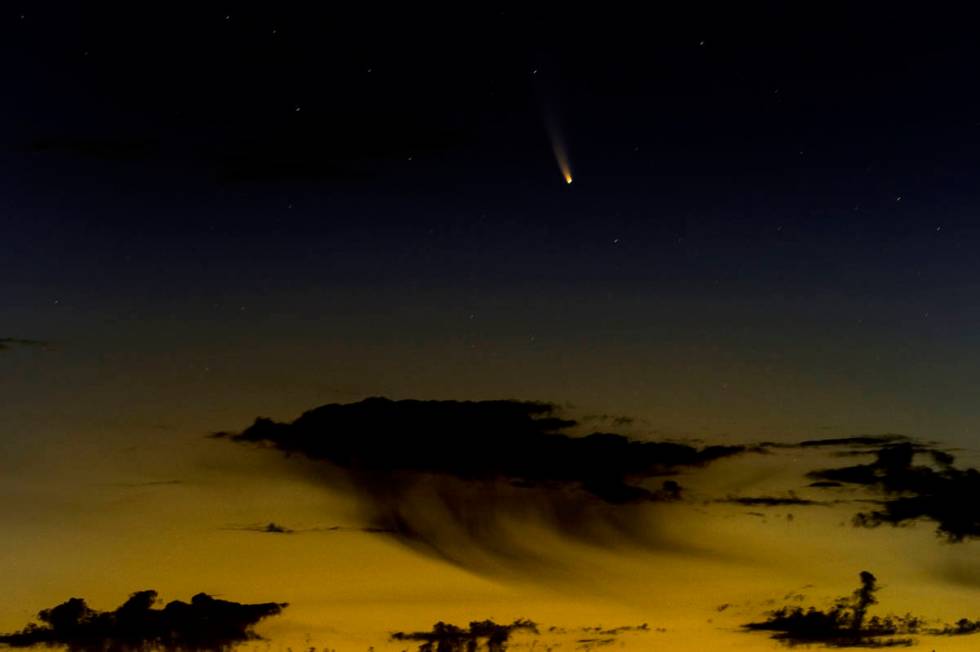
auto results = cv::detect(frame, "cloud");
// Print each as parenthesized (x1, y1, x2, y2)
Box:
(807, 442, 980, 541)
(809, 481, 844, 488)
(580, 413, 636, 427)
(743, 571, 919, 648)
(718, 494, 826, 507)
(797, 435, 911, 449)
(932, 619, 980, 636)
(389, 619, 658, 651)
(226, 522, 295, 534)
(223, 522, 393, 535)
(0, 590, 286, 650)
(565, 624, 660, 650)
(217, 397, 755, 569)
(0, 338, 49, 352)
(391, 619, 537, 652)
(743, 571, 980, 648)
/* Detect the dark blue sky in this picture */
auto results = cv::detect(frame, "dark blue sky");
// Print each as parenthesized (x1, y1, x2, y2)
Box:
(4, 4, 980, 442)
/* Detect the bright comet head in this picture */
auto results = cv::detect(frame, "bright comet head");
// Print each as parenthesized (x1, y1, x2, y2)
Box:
(564, 173, 573, 184)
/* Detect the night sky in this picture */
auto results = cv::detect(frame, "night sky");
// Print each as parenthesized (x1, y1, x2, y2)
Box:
(3, 5, 980, 652)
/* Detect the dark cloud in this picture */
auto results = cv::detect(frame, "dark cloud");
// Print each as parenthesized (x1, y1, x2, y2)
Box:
(224, 522, 393, 535)
(743, 572, 980, 648)
(718, 494, 825, 507)
(217, 397, 755, 570)
(318, 525, 395, 534)
(219, 397, 747, 505)
(0, 590, 286, 650)
(0, 338, 49, 352)
(797, 435, 911, 449)
(807, 442, 980, 541)
(228, 522, 294, 534)
(390, 619, 537, 652)
(931, 619, 980, 636)
(743, 571, 920, 648)
(572, 624, 659, 650)
(580, 413, 636, 427)
(578, 624, 650, 636)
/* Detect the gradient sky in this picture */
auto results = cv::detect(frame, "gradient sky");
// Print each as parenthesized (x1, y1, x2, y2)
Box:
(3, 4, 980, 651)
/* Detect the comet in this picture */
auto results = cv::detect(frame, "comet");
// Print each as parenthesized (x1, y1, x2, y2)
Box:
(553, 139, 573, 184)
(544, 113, 573, 185)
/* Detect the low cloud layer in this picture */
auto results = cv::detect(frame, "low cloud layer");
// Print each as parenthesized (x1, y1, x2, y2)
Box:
(744, 571, 917, 647)
(743, 571, 980, 648)
(807, 442, 980, 541)
(391, 619, 537, 652)
(218, 397, 754, 568)
(0, 591, 286, 650)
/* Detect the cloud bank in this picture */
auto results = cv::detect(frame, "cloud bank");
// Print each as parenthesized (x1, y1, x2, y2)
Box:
(217, 397, 754, 568)
(808, 442, 980, 541)
(0, 591, 286, 650)
(744, 571, 980, 648)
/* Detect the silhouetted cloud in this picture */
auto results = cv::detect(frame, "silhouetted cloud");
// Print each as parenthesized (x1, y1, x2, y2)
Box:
(744, 571, 980, 648)
(217, 398, 755, 567)
(223, 522, 394, 535)
(579, 624, 650, 635)
(719, 494, 825, 507)
(317, 525, 395, 534)
(228, 522, 295, 534)
(580, 413, 635, 427)
(797, 435, 911, 449)
(219, 398, 746, 503)
(0, 338, 48, 352)
(0, 590, 286, 650)
(219, 397, 748, 504)
(931, 619, 980, 636)
(807, 442, 980, 541)
(570, 624, 659, 650)
(391, 619, 537, 652)
(744, 571, 919, 648)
